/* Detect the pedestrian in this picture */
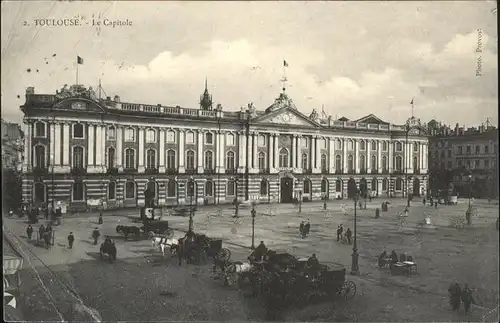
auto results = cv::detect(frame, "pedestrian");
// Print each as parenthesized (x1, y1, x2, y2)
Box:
(337, 224, 344, 241)
(92, 227, 100, 245)
(448, 282, 461, 312)
(304, 220, 310, 237)
(369, 195, 372, 202)
(68, 232, 75, 249)
(26, 225, 33, 240)
(98, 212, 103, 225)
(423, 197, 426, 206)
(434, 201, 438, 209)
(461, 284, 475, 315)
(44, 206, 49, 220)
(38, 225, 45, 241)
(43, 231, 51, 249)
(345, 228, 352, 244)
(299, 221, 305, 238)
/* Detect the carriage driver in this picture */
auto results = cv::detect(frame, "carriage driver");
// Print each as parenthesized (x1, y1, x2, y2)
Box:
(104, 235, 112, 245)
(251, 241, 268, 262)
(306, 253, 321, 278)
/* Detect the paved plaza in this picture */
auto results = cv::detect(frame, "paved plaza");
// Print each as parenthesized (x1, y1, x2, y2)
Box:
(3, 197, 499, 321)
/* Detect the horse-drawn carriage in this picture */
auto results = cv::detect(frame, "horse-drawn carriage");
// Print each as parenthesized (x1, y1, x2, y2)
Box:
(233, 250, 356, 306)
(177, 232, 231, 265)
(100, 241, 117, 263)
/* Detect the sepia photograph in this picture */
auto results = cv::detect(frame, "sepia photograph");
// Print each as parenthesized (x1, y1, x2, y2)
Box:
(1, 1, 498, 322)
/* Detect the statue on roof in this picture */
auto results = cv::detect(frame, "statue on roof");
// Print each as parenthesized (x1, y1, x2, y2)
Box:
(215, 103, 223, 111)
(265, 92, 297, 113)
(247, 102, 257, 117)
(309, 109, 319, 122)
(55, 84, 98, 101)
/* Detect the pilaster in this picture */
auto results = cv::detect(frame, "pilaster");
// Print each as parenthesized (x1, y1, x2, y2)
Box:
(159, 129, 166, 173)
(116, 126, 123, 171)
(54, 123, 62, 166)
(95, 125, 104, 172)
(23, 122, 31, 172)
(87, 124, 95, 173)
(178, 129, 185, 173)
(388, 140, 394, 173)
(138, 127, 145, 173)
(251, 132, 258, 173)
(237, 131, 245, 173)
(313, 135, 321, 174)
(377, 140, 382, 173)
(274, 134, 280, 169)
(343, 138, 348, 173)
(329, 137, 335, 173)
(367, 139, 371, 173)
(354, 139, 360, 173)
(197, 130, 204, 173)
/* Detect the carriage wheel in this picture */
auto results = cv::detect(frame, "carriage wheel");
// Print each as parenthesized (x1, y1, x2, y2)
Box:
(338, 280, 356, 299)
(218, 248, 231, 261)
(148, 231, 155, 239)
(165, 229, 174, 239)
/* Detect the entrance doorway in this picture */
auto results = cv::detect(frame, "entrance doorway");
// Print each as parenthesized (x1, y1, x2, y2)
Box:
(413, 178, 420, 197)
(347, 178, 356, 199)
(280, 177, 293, 203)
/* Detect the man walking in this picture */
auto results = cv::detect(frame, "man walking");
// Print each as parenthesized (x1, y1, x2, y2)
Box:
(26, 225, 33, 240)
(448, 282, 461, 312)
(337, 224, 343, 241)
(461, 284, 475, 315)
(92, 227, 101, 245)
(38, 225, 45, 242)
(68, 232, 75, 249)
(345, 228, 352, 245)
(299, 221, 305, 238)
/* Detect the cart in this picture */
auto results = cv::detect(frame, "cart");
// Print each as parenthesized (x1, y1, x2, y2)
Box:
(4, 254, 23, 300)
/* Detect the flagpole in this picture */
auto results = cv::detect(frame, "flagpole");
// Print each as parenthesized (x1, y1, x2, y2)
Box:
(411, 97, 414, 118)
(76, 55, 79, 86)
(98, 79, 101, 99)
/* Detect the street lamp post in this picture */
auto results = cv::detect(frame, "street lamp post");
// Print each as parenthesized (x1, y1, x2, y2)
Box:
(468, 174, 472, 210)
(251, 201, 256, 249)
(405, 120, 411, 208)
(276, 182, 280, 204)
(234, 178, 239, 217)
(188, 178, 194, 233)
(351, 190, 360, 275)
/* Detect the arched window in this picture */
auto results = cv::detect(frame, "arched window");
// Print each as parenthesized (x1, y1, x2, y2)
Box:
(301, 153, 308, 169)
(167, 130, 176, 143)
(146, 149, 156, 169)
(72, 146, 84, 168)
(395, 156, 403, 171)
(167, 180, 177, 197)
(73, 123, 84, 139)
(167, 150, 176, 169)
(335, 179, 342, 191)
(226, 151, 235, 170)
(125, 181, 136, 199)
(396, 142, 403, 152)
(205, 151, 213, 169)
(347, 155, 354, 173)
(108, 182, 116, 200)
(371, 141, 377, 151)
(205, 132, 213, 144)
(360, 140, 365, 150)
(371, 178, 377, 191)
(125, 149, 135, 169)
(279, 149, 289, 167)
(146, 129, 156, 143)
(382, 156, 387, 171)
(258, 152, 266, 170)
(336, 139, 342, 150)
(321, 178, 328, 194)
(34, 145, 46, 168)
(35, 122, 46, 137)
(413, 156, 419, 171)
(335, 155, 342, 170)
(321, 154, 327, 171)
(348, 139, 354, 150)
(475, 145, 480, 154)
(205, 181, 214, 197)
(303, 179, 311, 194)
(186, 131, 194, 144)
(360, 155, 366, 172)
(186, 150, 195, 170)
(370, 155, 376, 170)
(72, 181, 85, 201)
(107, 126, 116, 140)
(413, 143, 418, 152)
(395, 178, 403, 190)
(382, 141, 388, 151)
(187, 181, 196, 197)
(260, 179, 268, 195)
(108, 147, 115, 168)
(227, 180, 236, 196)
(34, 182, 46, 203)
(124, 127, 135, 142)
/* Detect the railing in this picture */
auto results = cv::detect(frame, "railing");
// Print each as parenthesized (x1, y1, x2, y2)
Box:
(106, 167, 118, 175)
(335, 169, 344, 175)
(359, 169, 368, 174)
(70, 167, 87, 176)
(371, 169, 379, 174)
(225, 169, 237, 174)
(204, 169, 216, 175)
(185, 168, 197, 175)
(303, 168, 313, 175)
(123, 168, 138, 174)
(259, 168, 270, 174)
(32, 166, 48, 174)
(321, 168, 330, 174)
(381, 169, 389, 174)
(145, 167, 159, 175)
(166, 168, 178, 175)
(393, 170, 403, 174)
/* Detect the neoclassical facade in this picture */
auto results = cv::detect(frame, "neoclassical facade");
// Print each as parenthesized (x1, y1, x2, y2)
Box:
(21, 84, 429, 211)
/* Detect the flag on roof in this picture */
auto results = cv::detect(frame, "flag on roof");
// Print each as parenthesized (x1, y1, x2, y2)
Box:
(77, 56, 84, 64)
(283, 60, 288, 67)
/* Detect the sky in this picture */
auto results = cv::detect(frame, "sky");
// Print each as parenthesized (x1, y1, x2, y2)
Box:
(1, 1, 498, 127)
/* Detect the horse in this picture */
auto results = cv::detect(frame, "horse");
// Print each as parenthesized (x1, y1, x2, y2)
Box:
(151, 236, 178, 257)
(100, 242, 117, 263)
(116, 225, 141, 241)
(224, 261, 254, 286)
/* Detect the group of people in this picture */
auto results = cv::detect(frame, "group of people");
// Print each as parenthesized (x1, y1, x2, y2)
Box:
(26, 223, 53, 249)
(448, 282, 476, 315)
(423, 197, 439, 208)
(378, 250, 413, 267)
(336, 224, 352, 244)
(299, 220, 311, 238)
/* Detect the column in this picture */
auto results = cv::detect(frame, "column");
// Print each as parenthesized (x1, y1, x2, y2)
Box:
(291, 135, 296, 169)
(377, 141, 382, 173)
(246, 132, 252, 171)
(343, 138, 348, 173)
(197, 130, 204, 173)
(405, 142, 410, 173)
(367, 139, 371, 173)
(310, 136, 315, 171)
(329, 137, 335, 173)
(238, 132, 245, 172)
(95, 125, 103, 171)
(23, 122, 31, 172)
(314, 136, 321, 173)
(219, 131, 226, 173)
(252, 133, 258, 172)
(54, 123, 62, 168)
(354, 139, 360, 173)
(178, 130, 185, 173)
(422, 143, 427, 173)
(296, 136, 300, 169)
(388, 140, 394, 172)
(138, 127, 145, 173)
(87, 124, 95, 172)
(159, 129, 166, 173)
(116, 126, 123, 170)
(62, 123, 70, 168)
(269, 134, 275, 170)
(274, 134, 280, 169)
(49, 123, 55, 170)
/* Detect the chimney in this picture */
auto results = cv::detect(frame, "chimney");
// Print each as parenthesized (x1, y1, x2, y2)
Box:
(114, 95, 120, 102)
(106, 96, 111, 101)
(479, 124, 484, 133)
(25, 87, 35, 100)
(455, 123, 459, 135)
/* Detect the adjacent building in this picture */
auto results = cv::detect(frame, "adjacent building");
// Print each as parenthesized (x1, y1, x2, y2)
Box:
(427, 120, 498, 198)
(1, 119, 23, 170)
(20, 83, 429, 211)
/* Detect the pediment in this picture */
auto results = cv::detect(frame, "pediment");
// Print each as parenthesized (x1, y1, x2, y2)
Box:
(54, 98, 106, 113)
(253, 108, 320, 128)
(356, 114, 388, 124)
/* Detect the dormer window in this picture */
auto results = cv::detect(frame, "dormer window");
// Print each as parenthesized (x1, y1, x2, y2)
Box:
(73, 123, 84, 139)
(35, 122, 46, 138)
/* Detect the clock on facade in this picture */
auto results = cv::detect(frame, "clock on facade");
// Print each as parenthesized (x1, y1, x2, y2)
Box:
(71, 102, 86, 110)
(280, 112, 292, 123)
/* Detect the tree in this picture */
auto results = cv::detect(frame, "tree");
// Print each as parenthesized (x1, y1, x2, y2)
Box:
(2, 168, 22, 212)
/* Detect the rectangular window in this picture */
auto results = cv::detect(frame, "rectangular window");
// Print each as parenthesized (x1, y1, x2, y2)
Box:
(205, 133, 213, 144)
(484, 160, 489, 168)
(35, 122, 46, 138)
(447, 161, 452, 169)
(227, 181, 235, 196)
(447, 150, 452, 158)
(186, 132, 195, 144)
(258, 135, 266, 147)
(226, 134, 235, 146)
(124, 128, 135, 142)
(166, 130, 175, 143)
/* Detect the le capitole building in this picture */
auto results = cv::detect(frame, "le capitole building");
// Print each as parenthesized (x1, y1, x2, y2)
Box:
(20, 82, 429, 211)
